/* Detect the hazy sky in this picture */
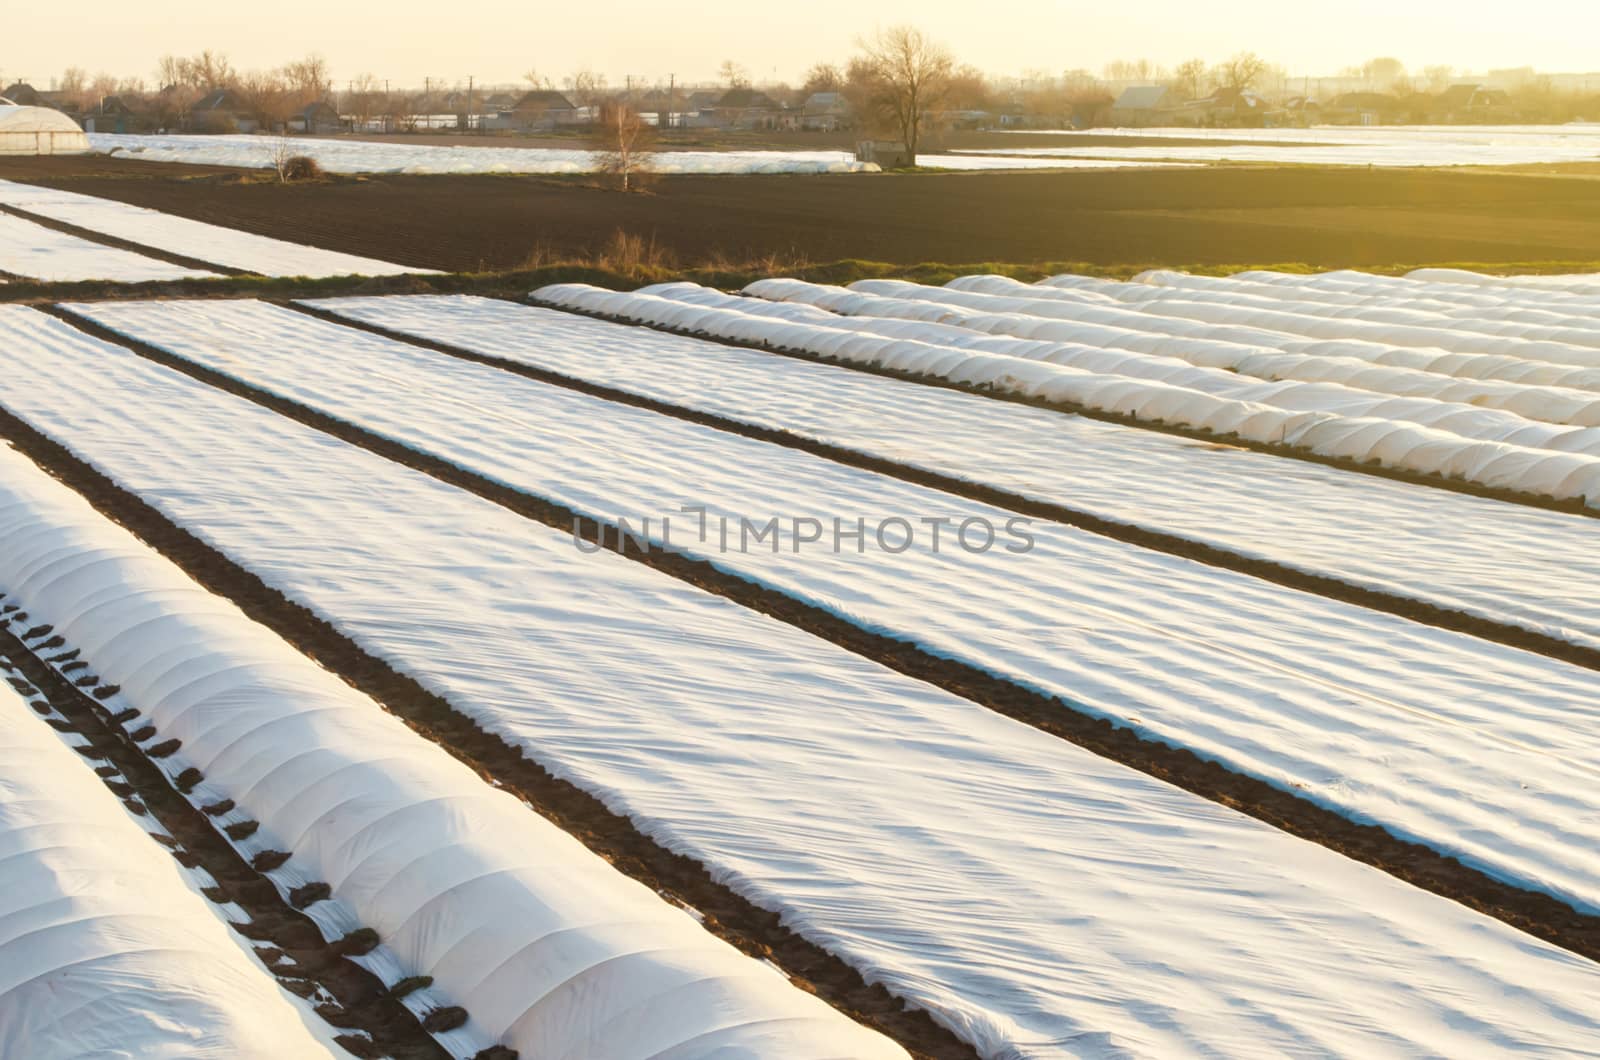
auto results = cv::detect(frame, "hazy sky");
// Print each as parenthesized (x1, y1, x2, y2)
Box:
(6, 0, 1598, 88)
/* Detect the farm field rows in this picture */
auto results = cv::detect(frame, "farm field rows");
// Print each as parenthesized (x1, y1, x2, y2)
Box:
(0, 209, 216, 282)
(5, 302, 1600, 1058)
(0, 178, 431, 278)
(2, 164, 1600, 1060)
(25, 295, 1600, 914)
(549, 275, 1600, 504)
(322, 292, 1600, 651)
(0, 443, 894, 1060)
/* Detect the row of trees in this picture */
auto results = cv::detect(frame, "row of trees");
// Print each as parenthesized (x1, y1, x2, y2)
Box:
(19, 41, 1600, 152)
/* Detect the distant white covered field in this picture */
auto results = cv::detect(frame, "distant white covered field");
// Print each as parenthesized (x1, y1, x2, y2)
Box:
(88, 132, 1186, 174)
(970, 123, 1600, 167)
(0, 179, 429, 278)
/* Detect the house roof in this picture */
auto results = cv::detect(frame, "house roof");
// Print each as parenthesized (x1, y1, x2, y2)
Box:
(802, 92, 849, 115)
(2, 83, 41, 106)
(195, 89, 236, 112)
(1113, 85, 1170, 111)
(513, 89, 576, 111)
(1436, 83, 1486, 108)
(716, 87, 779, 110)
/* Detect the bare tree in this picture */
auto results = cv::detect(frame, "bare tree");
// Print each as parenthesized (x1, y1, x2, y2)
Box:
(591, 99, 655, 192)
(523, 68, 553, 90)
(237, 68, 295, 131)
(283, 54, 331, 104)
(801, 62, 843, 96)
(345, 73, 382, 131)
(184, 50, 237, 91)
(945, 64, 992, 112)
(1172, 58, 1208, 101)
(1214, 51, 1268, 94)
(565, 69, 608, 112)
(719, 60, 750, 90)
(1361, 57, 1406, 91)
(57, 67, 90, 110)
(1422, 65, 1455, 93)
(850, 25, 954, 166)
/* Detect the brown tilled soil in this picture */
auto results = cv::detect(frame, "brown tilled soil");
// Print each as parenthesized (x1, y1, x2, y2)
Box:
(10, 314, 1600, 979)
(7, 154, 1600, 272)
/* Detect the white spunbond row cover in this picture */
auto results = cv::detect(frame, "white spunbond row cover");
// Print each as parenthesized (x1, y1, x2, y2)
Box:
(1055, 276, 1600, 369)
(0, 210, 217, 282)
(56, 297, 1600, 919)
(8, 308, 1600, 1059)
(726, 277, 1600, 504)
(317, 293, 1600, 651)
(0, 103, 88, 155)
(1233, 267, 1600, 307)
(0, 679, 340, 1059)
(661, 277, 1600, 439)
(1038, 270, 1600, 380)
(975, 272, 1600, 399)
(1078, 271, 1600, 358)
(86, 132, 1182, 174)
(0, 179, 431, 277)
(0, 442, 898, 1060)
(961, 123, 1600, 166)
(853, 276, 1600, 408)
(1407, 267, 1600, 292)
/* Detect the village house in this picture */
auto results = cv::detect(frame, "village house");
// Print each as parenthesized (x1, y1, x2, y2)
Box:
(291, 100, 343, 134)
(798, 91, 852, 131)
(491, 89, 578, 131)
(191, 88, 252, 132)
(1110, 85, 1175, 126)
(81, 94, 155, 133)
(712, 87, 783, 129)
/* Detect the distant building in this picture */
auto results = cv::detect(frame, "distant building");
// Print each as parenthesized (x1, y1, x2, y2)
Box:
(1326, 91, 1397, 125)
(1, 82, 43, 107)
(0, 100, 89, 155)
(713, 87, 782, 129)
(82, 95, 155, 134)
(192, 88, 252, 133)
(798, 91, 851, 131)
(1177, 86, 1268, 126)
(292, 100, 343, 135)
(1434, 83, 1513, 122)
(497, 89, 578, 131)
(1110, 85, 1174, 126)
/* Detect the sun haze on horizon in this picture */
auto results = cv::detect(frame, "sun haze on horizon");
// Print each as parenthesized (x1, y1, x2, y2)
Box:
(5, 0, 1599, 88)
